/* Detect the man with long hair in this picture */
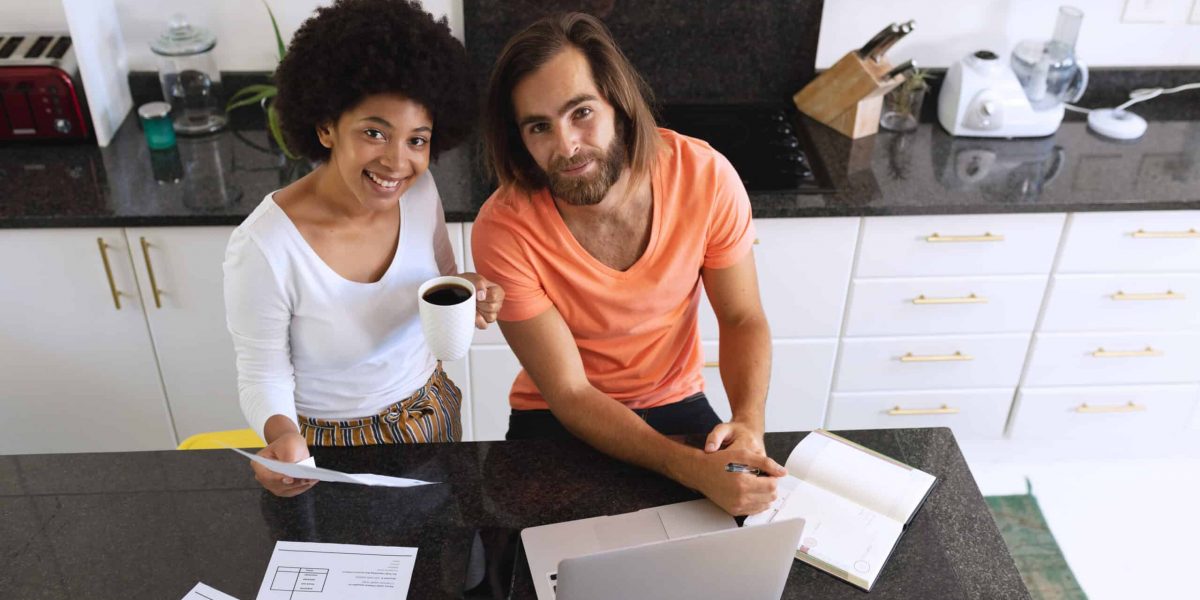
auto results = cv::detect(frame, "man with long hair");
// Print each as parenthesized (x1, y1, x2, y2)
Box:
(472, 13, 782, 515)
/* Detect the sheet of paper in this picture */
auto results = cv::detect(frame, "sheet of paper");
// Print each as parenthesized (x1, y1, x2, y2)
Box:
(747, 476, 901, 589)
(227, 447, 436, 488)
(256, 541, 417, 600)
(785, 431, 933, 523)
(182, 582, 241, 600)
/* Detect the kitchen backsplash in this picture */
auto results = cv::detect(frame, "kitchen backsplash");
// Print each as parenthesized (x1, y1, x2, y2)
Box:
(463, 0, 823, 104)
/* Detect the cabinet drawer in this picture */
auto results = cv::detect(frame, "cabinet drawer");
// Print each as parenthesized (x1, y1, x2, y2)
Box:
(1058, 211, 1200, 274)
(835, 334, 1030, 392)
(1041, 273, 1200, 332)
(700, 218, 858, 340)
(856, 214, 1064, 277)
(468, 345, 523, 441)
(844, 276, 1046, 336)
(702, 338, 837, 432)
(1024, 332, 1200, 386)
(826, 388, 1013, 439)
(1010, 384, 1200, 439)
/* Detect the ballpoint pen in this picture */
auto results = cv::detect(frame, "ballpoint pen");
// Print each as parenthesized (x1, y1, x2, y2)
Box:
(725, 462, 766, 476)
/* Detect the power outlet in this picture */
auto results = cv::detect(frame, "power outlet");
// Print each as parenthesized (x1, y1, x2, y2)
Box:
(1122, 0, 1176, 23)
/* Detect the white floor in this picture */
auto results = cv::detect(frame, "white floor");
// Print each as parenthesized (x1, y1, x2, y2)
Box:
(962, 434, 1200, 600)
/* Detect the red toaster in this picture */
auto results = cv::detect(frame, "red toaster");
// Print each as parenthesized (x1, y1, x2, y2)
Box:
(0, 32, 91, 141)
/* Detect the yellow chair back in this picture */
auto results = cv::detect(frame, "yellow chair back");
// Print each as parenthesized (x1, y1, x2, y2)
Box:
(177, 428, 266, 450)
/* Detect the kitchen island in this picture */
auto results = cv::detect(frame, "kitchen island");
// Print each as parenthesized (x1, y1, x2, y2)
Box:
(0, 427, 1028, 599)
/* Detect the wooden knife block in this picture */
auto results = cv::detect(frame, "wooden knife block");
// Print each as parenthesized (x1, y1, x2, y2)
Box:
(793, 51, 905, 139)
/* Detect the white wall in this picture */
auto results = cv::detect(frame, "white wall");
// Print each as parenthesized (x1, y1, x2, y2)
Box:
(1, 0, 462, 71)
(817, 0, 1200, 69)
(3, 1, 1197, 71)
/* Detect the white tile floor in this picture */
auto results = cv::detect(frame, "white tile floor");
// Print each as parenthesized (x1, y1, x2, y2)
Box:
(962, 433, 1200, 600)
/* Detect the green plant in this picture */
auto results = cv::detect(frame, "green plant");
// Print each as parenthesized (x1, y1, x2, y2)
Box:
(225, 0, 297, 159)
(889, 67, 936, 116)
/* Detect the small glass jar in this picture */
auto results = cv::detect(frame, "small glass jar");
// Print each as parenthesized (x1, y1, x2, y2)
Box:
(137, 101, 177, 150)
(150, 14, 227, 135)
(880, 83, 928, 133)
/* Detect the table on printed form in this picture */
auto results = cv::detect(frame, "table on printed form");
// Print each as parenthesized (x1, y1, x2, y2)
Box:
(0, 428, 1030, 599)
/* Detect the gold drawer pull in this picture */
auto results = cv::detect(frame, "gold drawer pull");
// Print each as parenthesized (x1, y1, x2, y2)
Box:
(1075, 402, 1146, 414)
(925, 232, 1004, 243)
(139, 237, 165, 309)
(97, 237, 123, 310)
(703, 361, 719, 368)
(912, 293, 987, 305)
(1111, 290, 1184, 301)
(1132, 228, 1198, 239)
(900, 351, 973, 363)
(753, 238, 760, 245)
(1091, 346, 1162, 358)
(888, 404, 960, 416)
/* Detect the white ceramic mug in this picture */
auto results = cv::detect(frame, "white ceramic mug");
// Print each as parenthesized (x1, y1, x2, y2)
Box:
(417, 275, 476, 362)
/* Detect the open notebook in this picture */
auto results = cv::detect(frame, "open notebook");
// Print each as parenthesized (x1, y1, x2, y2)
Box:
(744, 429, 936, 591)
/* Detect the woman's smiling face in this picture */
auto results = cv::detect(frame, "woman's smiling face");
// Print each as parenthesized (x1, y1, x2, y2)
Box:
(318, 93, 433, 211)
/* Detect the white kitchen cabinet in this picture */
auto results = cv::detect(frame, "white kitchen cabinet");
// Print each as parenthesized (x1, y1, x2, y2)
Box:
(1040, 273, 1200, 332)
(827, 388, 1014, 439)
(1023, 331, 1200, 387)
(699, 217, 859, 340)
(856, 213, 1064, 277)
(1009, 384, 1200, 439)
(125, 227, 242, 440)
(468, 345, 522, 441)
(701, 338, 837, 432)
(835, 334, 1031, 392)
(0, 229, 176, 453)
(843, 275, 1048, 336)
(1057, 211, 1200, 274)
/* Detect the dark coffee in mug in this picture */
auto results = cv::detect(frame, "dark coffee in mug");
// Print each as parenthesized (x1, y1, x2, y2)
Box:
(422, 283, 472, 306)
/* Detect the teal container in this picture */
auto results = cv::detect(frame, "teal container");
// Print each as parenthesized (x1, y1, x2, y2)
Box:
(137, 102, 177, 150)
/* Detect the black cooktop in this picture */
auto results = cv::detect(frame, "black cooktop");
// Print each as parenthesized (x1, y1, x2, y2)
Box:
(657, 104, 833, 194)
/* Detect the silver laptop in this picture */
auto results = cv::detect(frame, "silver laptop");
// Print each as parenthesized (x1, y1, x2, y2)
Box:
(522, 499, 804, 600)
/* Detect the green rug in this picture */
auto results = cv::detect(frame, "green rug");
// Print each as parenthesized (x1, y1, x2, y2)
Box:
(985, 483, 1088, 600)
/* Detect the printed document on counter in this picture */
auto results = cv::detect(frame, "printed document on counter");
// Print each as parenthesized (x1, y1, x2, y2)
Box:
(181, 582, 241, 600)
(256, 541, 417, 599)
(227, 446, 436, 488)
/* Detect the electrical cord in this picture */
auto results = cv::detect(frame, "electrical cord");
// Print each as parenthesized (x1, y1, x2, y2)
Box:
(1066, 81, 1200, 114)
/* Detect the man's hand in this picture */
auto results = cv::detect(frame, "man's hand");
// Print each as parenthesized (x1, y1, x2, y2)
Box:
(704, 420, 766, 455)
(458, 272, 505, 329)
(679, 448, 786, 516)
(252, 432, 317, 497)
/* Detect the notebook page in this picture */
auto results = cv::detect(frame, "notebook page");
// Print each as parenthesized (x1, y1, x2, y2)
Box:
(786, 431, 933, 523)
(761, 476, 902, 590)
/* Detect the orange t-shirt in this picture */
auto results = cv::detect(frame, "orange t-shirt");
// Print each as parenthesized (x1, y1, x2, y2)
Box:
(471, 128, 756, 411)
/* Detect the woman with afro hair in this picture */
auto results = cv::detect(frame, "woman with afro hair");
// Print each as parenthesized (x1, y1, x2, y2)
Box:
(223, 0, 503, 497)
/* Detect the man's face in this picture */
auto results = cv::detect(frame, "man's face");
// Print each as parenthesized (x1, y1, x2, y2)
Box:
(511, 47, 626, 206)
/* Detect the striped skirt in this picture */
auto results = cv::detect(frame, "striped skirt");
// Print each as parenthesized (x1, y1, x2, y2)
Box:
(297, 366, 463, 446)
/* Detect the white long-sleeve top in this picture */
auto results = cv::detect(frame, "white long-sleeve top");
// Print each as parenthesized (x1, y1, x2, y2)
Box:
(223, 171, 457, 439)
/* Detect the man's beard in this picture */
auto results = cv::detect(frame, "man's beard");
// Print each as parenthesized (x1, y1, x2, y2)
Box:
(540, 134, 627, 206)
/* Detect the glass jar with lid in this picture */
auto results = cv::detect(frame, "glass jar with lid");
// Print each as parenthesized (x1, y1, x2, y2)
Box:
(150, 14, 227, 134)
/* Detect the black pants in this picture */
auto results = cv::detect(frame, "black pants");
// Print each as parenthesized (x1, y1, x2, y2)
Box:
(506, 392, 722, 441)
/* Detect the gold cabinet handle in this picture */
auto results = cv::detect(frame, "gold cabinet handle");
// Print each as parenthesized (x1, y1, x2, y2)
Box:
(703, 361, 720, 368)
(887, 404, 960, 416)
(912, 293, 987, 305)
(925, 232, 1005, 243)
(1111, 290, 1185, 301)
(1091, 346, 1162, 358)
(1075, 402, 1146, 414)
(96, 237, 123, 310)
(1132, 228, 1199, 239)
(900, 351, 973, 362)
(753, 238, 760, 245)
(139, 237, 165, 309)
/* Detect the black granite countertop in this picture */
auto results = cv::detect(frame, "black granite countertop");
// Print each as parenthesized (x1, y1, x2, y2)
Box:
(3, 106, 1197, 229)
(0, 428, 1028, 599)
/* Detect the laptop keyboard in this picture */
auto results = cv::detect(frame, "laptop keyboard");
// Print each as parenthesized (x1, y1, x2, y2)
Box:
(546, 572, 558, 598)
